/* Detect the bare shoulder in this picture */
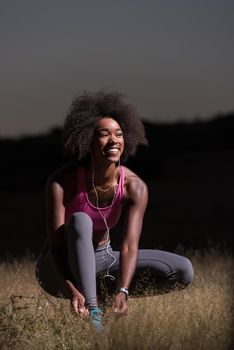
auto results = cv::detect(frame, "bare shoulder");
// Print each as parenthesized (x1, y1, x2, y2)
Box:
(46, 162, 77, 193)
(122, 166, 148, 203)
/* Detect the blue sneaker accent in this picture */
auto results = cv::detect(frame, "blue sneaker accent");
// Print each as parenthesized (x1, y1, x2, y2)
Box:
(89, 307, 103, 331)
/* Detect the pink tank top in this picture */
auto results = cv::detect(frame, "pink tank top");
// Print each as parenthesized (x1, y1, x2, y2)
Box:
(65, 166, 125, 232)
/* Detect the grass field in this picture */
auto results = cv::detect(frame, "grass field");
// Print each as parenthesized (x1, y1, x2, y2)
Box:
(0, 245, 233, 350)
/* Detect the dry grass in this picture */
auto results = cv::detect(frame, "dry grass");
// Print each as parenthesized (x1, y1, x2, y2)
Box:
(0, 246, 233, 350)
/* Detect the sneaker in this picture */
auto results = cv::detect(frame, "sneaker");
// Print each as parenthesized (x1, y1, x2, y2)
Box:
(88, 307, 103, 332)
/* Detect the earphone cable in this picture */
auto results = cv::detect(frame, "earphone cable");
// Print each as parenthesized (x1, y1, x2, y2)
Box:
(91, 156, 119, 280)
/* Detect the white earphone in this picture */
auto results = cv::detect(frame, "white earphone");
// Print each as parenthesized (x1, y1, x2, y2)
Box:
(90, 152, 120, 281)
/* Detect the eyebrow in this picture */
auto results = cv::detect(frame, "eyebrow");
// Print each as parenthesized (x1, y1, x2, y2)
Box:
(97, 127, 122, 132)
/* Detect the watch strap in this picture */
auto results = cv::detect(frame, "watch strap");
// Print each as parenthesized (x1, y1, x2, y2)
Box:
(118, 287, 129, 299)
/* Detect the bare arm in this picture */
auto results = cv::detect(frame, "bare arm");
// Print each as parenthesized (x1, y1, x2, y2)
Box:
(113, 175, 148, 312)
(119, 177, 148, 288)
(46, 176, 88, 315)
(46, 177, 78, 297)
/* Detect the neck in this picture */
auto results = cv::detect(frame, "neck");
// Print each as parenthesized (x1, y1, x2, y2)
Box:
(86, 159, 119, 187)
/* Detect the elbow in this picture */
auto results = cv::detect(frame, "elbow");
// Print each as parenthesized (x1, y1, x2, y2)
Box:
(121, 245, 138, 255)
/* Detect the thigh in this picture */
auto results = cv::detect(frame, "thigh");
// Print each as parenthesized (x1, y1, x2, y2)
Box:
(108, 248, 185, 277)
(95, 245, 120, 274)
(132, 249, 193, 294)
(136, 249, 193, 283)
(136, 249, 184, 276)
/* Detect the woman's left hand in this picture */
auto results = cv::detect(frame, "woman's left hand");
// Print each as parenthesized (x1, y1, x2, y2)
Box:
(113, 292, 128, 314)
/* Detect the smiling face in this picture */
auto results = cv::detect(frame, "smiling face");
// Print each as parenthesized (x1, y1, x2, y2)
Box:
(91, 117, 124, 164)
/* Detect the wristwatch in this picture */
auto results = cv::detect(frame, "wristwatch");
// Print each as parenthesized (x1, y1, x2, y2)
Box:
(118, 287, 129, 299)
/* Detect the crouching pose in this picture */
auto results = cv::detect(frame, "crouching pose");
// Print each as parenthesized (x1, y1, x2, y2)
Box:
(35, 90, 194, 331)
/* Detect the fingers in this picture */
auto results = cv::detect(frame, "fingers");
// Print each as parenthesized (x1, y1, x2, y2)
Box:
(113, 300, 128, 314)
(70, 294, 89, 317)
(81, 308, 89, 317)
(113, 293, 128, 315)
(70, 298, 79, 315)
(77, 295, 88, 316)
(116, 304, 128, 314)
(78, 306, 89, 317)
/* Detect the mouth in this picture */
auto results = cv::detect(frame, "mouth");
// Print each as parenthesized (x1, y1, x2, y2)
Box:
(104, 147, 120, 156)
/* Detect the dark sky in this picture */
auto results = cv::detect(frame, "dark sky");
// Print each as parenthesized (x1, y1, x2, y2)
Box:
(1, 0, 234, 137)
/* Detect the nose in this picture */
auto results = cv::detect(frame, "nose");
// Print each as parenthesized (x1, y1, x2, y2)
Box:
(108, 133, 118, 143)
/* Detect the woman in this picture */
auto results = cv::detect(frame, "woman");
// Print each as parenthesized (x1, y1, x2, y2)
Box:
(35, 90, 194, 331)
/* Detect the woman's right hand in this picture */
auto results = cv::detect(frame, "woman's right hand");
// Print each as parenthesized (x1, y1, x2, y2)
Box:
(70, 290, 89, 317)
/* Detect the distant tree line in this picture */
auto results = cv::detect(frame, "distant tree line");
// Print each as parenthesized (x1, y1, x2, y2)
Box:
(1, 112, 234, 193)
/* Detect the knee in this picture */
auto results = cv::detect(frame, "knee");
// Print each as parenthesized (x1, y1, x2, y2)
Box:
(67, 212, 93, 237)
(69, 211, 93, 226)
(177, 257, 194, 287)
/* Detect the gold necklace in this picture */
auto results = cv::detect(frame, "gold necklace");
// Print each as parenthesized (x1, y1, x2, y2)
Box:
(95, 181, 118, 193)
(94, 166, 119, 193)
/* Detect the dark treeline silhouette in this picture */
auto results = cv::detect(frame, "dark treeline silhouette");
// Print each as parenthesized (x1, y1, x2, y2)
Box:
(1, 112, 234, 258)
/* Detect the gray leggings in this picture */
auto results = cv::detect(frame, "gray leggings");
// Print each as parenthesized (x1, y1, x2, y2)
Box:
(36, 212, 194, 308)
